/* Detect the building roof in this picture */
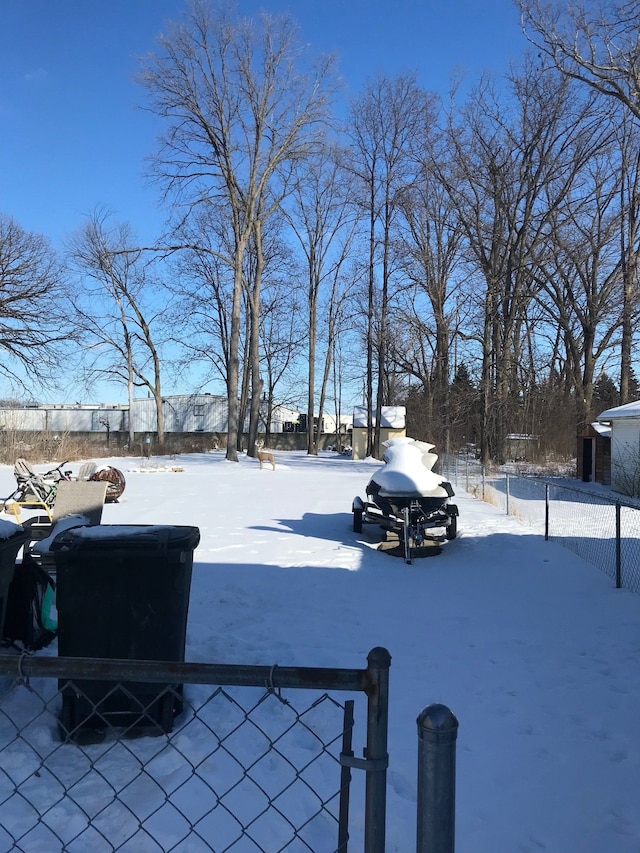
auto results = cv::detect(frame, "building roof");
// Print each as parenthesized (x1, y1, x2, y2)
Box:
(598, 400, 640, 421)
(590, 422, 612, 437)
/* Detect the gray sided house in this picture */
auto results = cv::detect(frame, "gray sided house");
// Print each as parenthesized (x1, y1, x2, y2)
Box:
(597, 401, 640, 496)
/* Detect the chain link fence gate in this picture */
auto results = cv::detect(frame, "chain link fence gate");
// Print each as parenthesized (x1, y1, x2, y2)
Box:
(0, 648, 390, 853)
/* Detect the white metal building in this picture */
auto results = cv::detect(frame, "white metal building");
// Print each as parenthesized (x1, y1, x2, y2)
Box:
(131, 394, 302, 435)
(0, 404, 128, 434)
(0, 395, 346, 438)
(597, 400, 640, 496)
(133, 394, 228, 434)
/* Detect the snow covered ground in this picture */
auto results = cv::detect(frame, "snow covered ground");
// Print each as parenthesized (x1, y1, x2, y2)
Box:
(1, 449, 639, 852)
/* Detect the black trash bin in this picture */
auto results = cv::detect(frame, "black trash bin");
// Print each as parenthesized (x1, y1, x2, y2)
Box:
(52, 524, 200, 738)
(0, 520, 30, 642)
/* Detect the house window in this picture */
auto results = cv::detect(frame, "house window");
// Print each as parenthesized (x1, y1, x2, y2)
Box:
(194, 404, 205, 418)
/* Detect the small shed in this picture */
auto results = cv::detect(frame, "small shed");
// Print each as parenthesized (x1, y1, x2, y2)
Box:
(576, 422, 611, 485)
(596, 400, 640, 495)
(504, 433, 539, 462)
(351, 406, 406, 460)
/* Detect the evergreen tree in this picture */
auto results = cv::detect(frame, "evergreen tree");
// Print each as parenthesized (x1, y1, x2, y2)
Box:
(592, 372, 619, 414)
(449, 363, 480, 450)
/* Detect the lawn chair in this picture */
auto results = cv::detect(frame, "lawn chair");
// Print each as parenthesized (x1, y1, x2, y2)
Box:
(77, 462, 97, 481)
(53, 479, 106, 526)
(23, 480, 108, 570)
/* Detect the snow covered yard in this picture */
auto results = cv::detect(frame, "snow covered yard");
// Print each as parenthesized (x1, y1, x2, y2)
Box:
(0, 449, 639, 852)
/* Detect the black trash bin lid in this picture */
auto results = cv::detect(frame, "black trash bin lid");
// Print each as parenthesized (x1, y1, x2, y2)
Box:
(0, 518, 29, 544)
(50, 524, 201, 552)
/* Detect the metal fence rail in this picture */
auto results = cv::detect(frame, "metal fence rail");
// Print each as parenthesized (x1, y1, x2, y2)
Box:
(0, 649, 390, 853)
(441, 453, 640, 594)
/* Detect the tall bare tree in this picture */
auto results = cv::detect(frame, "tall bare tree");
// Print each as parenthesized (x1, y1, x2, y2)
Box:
(611, 108, 640, 403)
(0, 214, 71, 394)
(285, 148, 359, 454)
(170, 204, 235, 395)
(258, 275, 307, 445)
(436, 63, 610, 460)
(393, 165, 465, 451)
(518, 0, 640, 119)
(67, 210, 168, 445)
(347, 73, 437, 458)
(532, 138, 627, 429)
(140, 0, 335, 461)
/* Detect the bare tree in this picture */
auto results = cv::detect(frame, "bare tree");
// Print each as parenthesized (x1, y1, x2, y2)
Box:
(436, 63, 610, 461)
(258, 276, 307, 445)
(0, 214, 71, 393)
(285, 148, 359, 454)
(518, 0, 640, 120)
(612, 109, 640, 403)
(532, 146, 625, 430)
(518, 1, 640, 409)
(393, 166, 465, 451)
(169, 202, 235, 394)
(67, 210, 169, 445)
(347, 73, 437, 458)
(139, 0, 335, 461)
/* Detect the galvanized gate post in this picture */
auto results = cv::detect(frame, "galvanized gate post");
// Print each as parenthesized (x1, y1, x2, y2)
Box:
(416, 703, 458, 853)
(338, 700, 355, 851)
(364, 647, 391, 853)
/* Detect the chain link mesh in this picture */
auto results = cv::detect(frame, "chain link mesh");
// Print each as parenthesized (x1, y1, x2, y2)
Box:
(0, 675, 353, 852)
(441, 453, 640, 594)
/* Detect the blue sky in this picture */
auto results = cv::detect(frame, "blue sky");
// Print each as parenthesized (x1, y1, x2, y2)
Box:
(0, 0, 526, 403)
(0, 0, 526, 250)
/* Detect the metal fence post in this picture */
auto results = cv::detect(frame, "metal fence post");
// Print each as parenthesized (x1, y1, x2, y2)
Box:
(505, 473, 510, 515)
(364, 647, 391, 853)
(545, 482, 550, 541)
(416, 703, 458, 853)
(616, 502, 622, 589)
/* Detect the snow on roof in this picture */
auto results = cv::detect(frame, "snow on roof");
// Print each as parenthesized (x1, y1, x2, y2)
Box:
(590, 421, 611, 437)
(597, 400, 640, 421)
(352, 405, 406, 428)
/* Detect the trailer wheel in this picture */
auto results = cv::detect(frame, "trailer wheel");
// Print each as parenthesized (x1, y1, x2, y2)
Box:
(445, 513, 457, 540)
(353, 508, 363, 533)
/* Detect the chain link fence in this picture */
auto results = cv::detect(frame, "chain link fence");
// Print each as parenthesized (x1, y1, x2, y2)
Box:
(0, 650, 390, 853)
(441, 453, 640, 594)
